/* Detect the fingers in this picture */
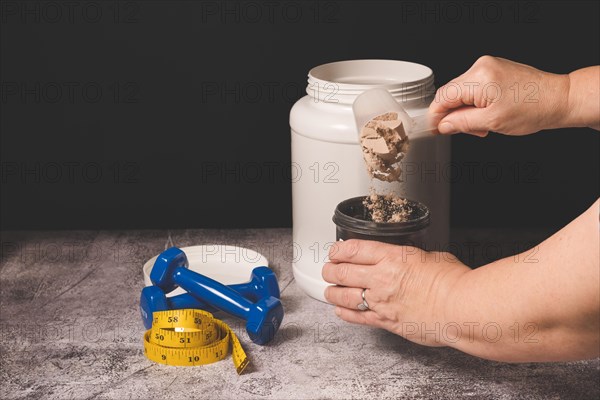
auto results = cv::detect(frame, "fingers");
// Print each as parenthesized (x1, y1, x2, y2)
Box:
(322, 262, 373, 288)
(324, 285, 364, 309)
(429, 55, 499, 115)
(334, 306, 388, 329)
(328, 239, 390, 265)
(429, 77, 476, 115)
(437, 106, 491, 136)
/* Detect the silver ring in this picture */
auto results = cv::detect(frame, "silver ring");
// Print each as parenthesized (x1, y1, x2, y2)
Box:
(357, 288, 370, 311)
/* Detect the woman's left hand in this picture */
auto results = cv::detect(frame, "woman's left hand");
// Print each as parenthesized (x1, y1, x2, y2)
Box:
(322, 239, 471, 347)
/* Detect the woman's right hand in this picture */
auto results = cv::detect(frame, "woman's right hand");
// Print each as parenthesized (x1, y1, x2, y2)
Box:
(429, 55, 572, 137)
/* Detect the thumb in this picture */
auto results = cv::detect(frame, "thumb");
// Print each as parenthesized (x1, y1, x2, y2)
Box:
(438, 106, 490, 137)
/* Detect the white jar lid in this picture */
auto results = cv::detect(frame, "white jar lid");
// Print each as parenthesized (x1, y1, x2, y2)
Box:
(142, 245, 269, 297)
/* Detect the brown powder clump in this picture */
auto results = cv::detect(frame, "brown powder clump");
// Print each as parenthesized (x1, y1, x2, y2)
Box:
(359, 112, 409, 182)
(362, 189, 413, 223)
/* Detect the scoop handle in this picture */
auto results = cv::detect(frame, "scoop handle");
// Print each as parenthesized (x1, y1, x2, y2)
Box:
(407, 112, 448, 137)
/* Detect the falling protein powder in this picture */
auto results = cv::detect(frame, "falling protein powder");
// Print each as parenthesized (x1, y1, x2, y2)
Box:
(359, 112, 409, 182)
(359, 112, 412, 223)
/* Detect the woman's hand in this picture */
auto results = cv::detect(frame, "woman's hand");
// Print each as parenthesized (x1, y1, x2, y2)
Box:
(322, 239, 471, 347)
(429, 55, 572, 137)
(322, 200, 599, 362)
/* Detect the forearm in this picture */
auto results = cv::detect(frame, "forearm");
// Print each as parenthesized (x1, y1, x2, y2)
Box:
(563, 66, 600, 130)
(443, 200, 600, 362)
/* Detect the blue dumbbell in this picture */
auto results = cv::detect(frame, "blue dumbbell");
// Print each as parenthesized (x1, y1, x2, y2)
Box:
(139, 266, 280, 329)
(150, 247, 284, 345)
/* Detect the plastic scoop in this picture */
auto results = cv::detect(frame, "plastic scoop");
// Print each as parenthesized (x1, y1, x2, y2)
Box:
(352, 88, 442, 138)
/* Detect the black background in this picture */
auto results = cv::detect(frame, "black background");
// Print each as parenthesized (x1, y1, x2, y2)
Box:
(1, 0, 598, 231)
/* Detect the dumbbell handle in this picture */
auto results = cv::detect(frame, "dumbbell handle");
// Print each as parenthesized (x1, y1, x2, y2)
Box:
(173, 268, 252, 320)
(167, 292, 214, 312)
(166, 280, 262, 312)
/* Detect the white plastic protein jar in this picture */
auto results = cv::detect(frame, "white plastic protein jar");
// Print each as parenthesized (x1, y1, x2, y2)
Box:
(289, 60, 450, 302)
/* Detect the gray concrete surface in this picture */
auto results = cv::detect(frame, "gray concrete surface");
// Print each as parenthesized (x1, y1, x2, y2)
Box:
(1, 229, 598, 400)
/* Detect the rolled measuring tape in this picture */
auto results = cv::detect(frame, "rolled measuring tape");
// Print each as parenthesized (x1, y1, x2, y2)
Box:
(143, 308, 249, 374)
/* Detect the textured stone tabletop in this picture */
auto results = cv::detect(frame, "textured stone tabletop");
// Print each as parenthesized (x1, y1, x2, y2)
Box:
(1, 229, 598, 399)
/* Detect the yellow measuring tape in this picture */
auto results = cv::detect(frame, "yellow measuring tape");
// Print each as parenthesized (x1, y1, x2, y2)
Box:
(143, 309, 249, 374)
